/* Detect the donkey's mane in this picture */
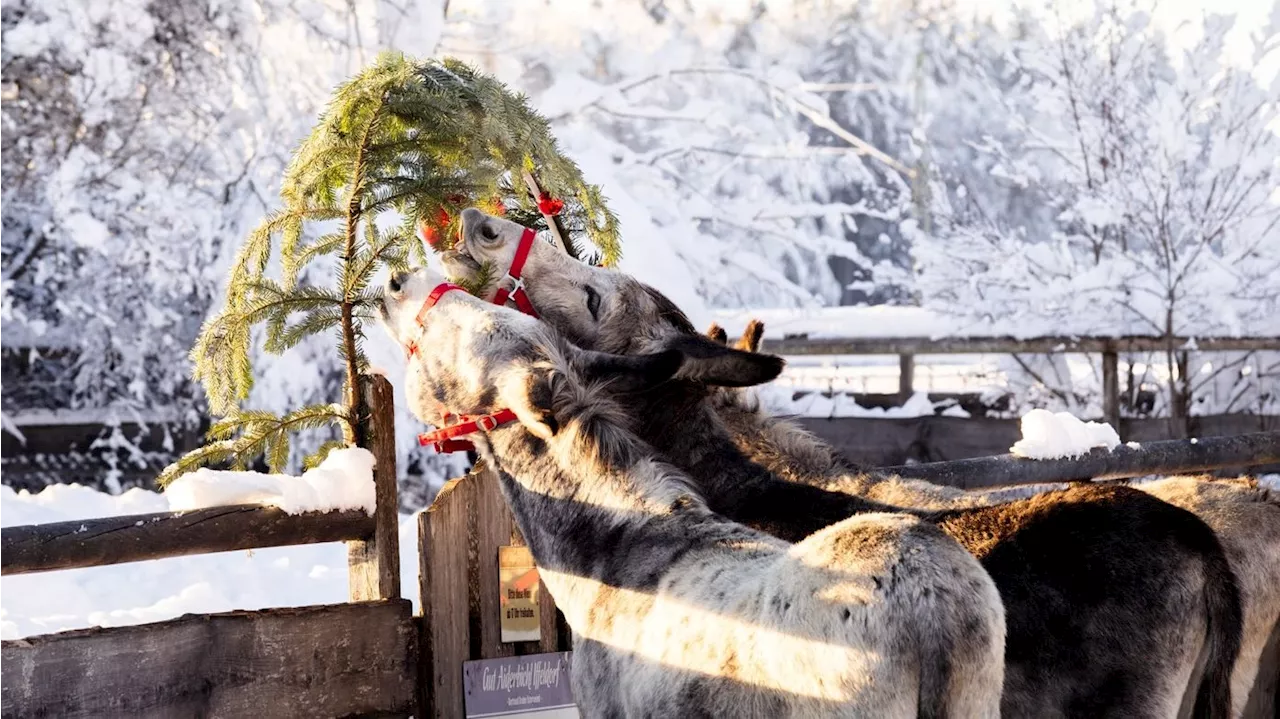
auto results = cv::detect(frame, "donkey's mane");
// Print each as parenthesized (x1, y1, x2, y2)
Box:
(537, 337, 703, 509)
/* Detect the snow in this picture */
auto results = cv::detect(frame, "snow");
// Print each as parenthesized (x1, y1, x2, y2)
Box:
(166, 448, 376, 515)
(2, 0, 1276, 497)
(1009, 409, 1122, 460)
(0, 481, 421, 640)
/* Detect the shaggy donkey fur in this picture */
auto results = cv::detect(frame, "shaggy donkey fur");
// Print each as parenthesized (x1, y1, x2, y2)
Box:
(717, 324, 1280, 719)
(442, 208, 1245, 719)
(381, 267, 1007, 718)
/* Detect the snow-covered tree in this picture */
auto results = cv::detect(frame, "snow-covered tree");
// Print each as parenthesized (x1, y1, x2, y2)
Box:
(912, 2, 1280, 424)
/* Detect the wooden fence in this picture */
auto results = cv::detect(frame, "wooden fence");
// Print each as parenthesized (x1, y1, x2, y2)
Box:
(0, 375, 412, 719)
(761, 334, 1280, 433)
(417, 466, 572, 718)
(3, 372, 1278, 717)
(0, 373, 571, 719)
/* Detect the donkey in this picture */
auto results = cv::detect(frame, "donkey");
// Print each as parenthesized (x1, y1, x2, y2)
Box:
(442, 208, 1244, 718)
(381, 266, 1007, 717)
(716, 323, 1280, 719)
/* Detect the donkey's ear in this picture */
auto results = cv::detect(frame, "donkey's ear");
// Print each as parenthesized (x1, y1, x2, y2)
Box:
(735, 319, 765, 353)
(577, 349, 684, 393)
(665, 334, 784, 388)
(705, 322, 728, 345)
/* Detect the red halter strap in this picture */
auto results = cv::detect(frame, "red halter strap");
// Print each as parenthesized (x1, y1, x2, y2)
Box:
(491, 228, 539, 318)
(404, 282, 466, 359)
(417, 409, 518, 453)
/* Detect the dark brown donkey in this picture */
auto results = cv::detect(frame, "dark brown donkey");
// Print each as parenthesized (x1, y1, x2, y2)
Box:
(443, 208, 1243, 718)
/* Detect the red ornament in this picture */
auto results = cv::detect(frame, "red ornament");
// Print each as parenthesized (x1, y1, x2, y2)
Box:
(419, 206, 453, 249)
(419, 222, 441, 248)
(537, 192, 564, 216)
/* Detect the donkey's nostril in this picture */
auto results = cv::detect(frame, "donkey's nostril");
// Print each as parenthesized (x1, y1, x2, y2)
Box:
(388, 271, 408, 293)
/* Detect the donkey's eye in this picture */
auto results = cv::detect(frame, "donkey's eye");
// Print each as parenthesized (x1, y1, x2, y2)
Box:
(480, 223, 499, 241)
(584, 285, 601, 321)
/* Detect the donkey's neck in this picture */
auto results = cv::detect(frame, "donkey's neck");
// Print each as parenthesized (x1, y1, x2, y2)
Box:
(481, 419, 712, 592)
(631, 384, 917, 541)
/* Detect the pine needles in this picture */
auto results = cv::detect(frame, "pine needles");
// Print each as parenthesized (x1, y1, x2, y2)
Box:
(164, 53, 623, 486)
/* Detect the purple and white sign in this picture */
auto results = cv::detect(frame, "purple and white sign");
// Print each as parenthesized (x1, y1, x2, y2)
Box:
(463, 651, 578, 718)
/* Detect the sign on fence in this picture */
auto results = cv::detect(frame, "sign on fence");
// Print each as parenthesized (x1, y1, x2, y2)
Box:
(499, 545, 541, 642)
(463, 652, 577, 718)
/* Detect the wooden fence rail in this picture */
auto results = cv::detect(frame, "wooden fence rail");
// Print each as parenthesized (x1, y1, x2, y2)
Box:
(761, 335, 1280, 356)
(1, 600, 417, 719)
(1, 505, 375, 576)
(887, 431, 1280, 489)
(763, 334, 1280, 433)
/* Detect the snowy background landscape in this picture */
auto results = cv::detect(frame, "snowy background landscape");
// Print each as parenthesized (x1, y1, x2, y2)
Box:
(3, 0, 1279, 637)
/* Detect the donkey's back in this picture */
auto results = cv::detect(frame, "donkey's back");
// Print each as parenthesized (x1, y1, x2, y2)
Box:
(588, 511, 1005, 718)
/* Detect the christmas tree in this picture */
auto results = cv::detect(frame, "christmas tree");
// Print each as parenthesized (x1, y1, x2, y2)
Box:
(159, 53, 620, 485)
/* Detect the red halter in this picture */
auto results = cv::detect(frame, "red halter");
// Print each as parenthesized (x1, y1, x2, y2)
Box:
(407, 227, 545, 453)
(490, 228, 539, 318)
(402, 279, 529, 453)
(417, 408, 519, 453)
(403, 282, 466, 359)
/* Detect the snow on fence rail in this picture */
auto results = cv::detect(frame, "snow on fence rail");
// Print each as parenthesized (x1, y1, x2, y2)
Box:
(0, 504, 376, 575)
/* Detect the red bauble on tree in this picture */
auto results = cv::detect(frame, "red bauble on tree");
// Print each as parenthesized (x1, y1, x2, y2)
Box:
(536, 192, 564, 216)
(419, 206, 453, 248)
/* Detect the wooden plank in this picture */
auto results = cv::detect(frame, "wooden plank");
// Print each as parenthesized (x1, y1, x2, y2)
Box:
(761, 335, 1280, 356)
(1102, 350, 1121, 437)
(497, 491, 562, 656)
(884, 431, 1280, 489)
(471, 467, 515, 660)
(419, 475, 475, 719)
(349, 374, 401, 601)
(2, 506, 374, 576)
(898, 353, 914, 402)
(1, 599, 416, 719)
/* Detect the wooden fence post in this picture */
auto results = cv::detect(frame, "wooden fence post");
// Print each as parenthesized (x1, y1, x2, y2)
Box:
(899, 353, 914, 403)
(472, 465, 516, 662)
(348, 374, 400, 601)
(1102, 350, 1121, 438)
(419, 475, 475, 719)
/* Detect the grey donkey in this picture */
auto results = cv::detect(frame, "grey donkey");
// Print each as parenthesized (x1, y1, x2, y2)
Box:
(381, 265, 1007, 717)
(715, 324, 1280, 719)
(442, 208, 1244, 719)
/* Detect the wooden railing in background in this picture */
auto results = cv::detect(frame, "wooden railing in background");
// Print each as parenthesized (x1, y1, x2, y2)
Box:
(761, 334, 1280, 433)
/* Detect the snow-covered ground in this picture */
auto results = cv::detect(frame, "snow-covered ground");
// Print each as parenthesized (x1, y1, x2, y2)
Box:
(0, 482, 422, 640)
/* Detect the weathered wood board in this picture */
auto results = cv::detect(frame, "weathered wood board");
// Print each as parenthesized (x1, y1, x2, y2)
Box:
(1, 599, 417, 719)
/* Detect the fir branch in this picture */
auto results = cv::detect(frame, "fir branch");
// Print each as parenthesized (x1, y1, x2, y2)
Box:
(158, 403, 349, 487)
